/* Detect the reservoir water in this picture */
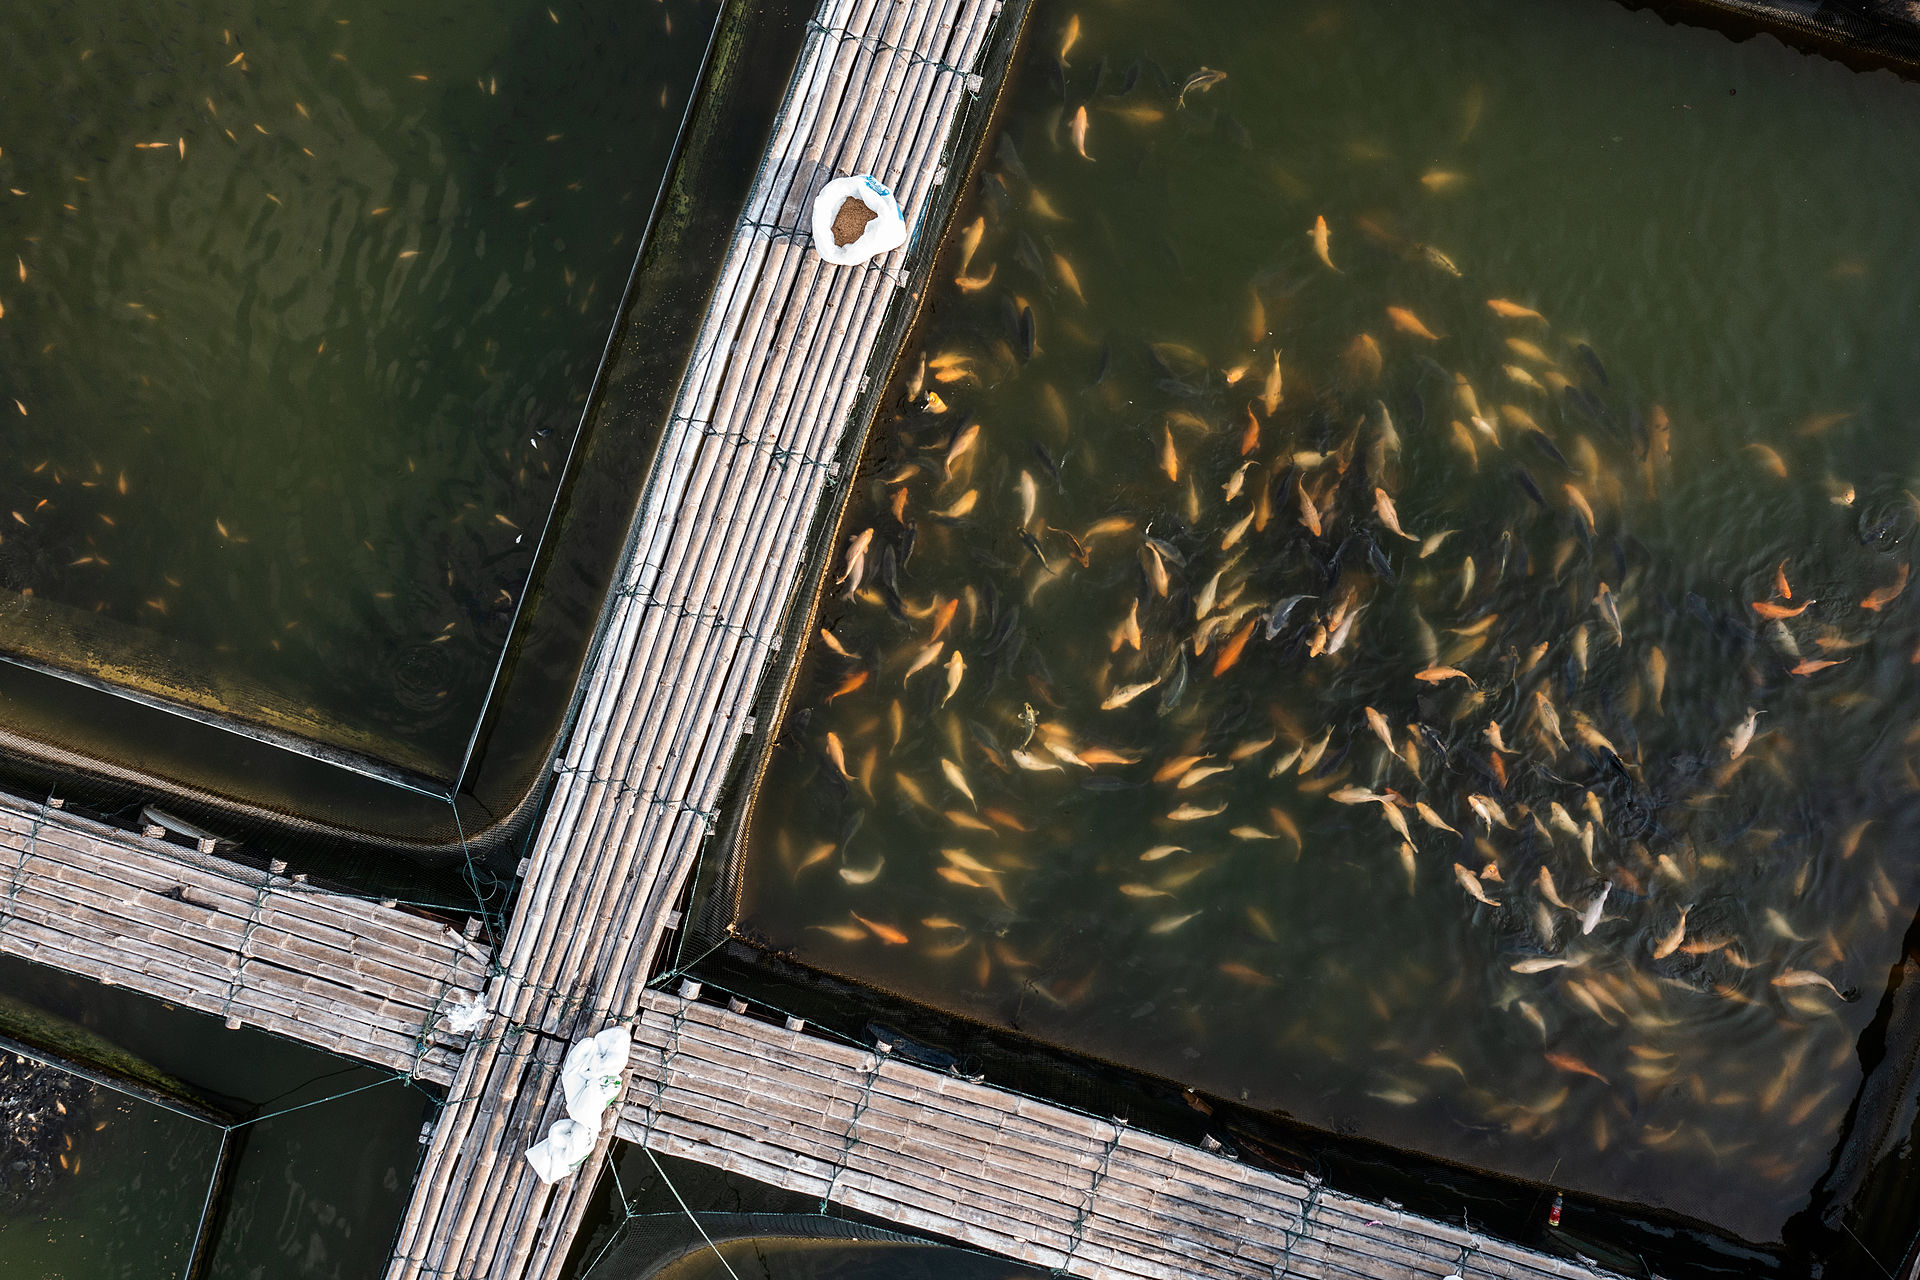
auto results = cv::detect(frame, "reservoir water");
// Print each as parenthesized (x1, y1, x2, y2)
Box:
(722, 0, 1920, 1268)
(0, 0, 719, 782)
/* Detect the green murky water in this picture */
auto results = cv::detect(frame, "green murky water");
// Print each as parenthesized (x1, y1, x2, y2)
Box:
(0, 0, 718, 779)
(730, 0, 1920, 1259)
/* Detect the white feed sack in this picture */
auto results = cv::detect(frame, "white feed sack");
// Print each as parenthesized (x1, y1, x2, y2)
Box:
(812, 174, 908, 265)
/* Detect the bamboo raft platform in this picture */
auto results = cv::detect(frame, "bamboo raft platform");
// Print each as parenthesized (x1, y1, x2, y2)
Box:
(623, 985, 1616, 1280)
(0, 794, 489, 1086)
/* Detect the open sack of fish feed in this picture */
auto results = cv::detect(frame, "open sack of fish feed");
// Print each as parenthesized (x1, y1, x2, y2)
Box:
(812, 175, 908, 265)
(525, 1025, 632, 1184)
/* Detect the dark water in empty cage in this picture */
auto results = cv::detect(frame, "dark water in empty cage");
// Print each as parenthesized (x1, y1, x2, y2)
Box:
(0, 0, 718, 779)
(730, 0, 1920, 1252)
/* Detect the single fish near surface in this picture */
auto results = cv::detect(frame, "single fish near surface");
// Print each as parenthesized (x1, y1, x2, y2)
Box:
(1580, 882, 1613, 935)
(1373, 487, 1418, 540)
(1070, 105, 1092, 159)
(1862, 563, 1910, 611)
(1487, 298, 1546, 321)
(1544, 1052, 1609, 1085)
(1771, 970, 1852, 999)
(940, 758, 976, 807)
(1309, 216, 1338, 273)
(840, 859, 886, 886)
(1724, 708, 1762, 760)
(941, 650, 966, 705)
(1651, 905, 1692, 959)
(1454, 863, 1498, 906)
(1385, 305, 1442, 341)
(851, 911, 907, 943)
(1102, 677, 1162, 710)
(836, 528, 874, 595)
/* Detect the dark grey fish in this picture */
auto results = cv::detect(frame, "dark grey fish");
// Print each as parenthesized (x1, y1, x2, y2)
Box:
(1032, 442, 1066, 491)
(1018, 527, 1049, 568)
(1365, 533, 1396, 583)
(1158, 651, 1189, 715)
(995, 133, 1030, 187)
(1018, 305, 1036, 360)
(1262, 594, 1316, 640)
(982, 604, 1022, 655)
(1523, 428, 1579, 474)
(1090, 343, 1112, 385)
(1575, 343, 1609, 387)
(1145, 535, 1187, 568)
(1014, 231, 1047, 281)
(1513, 466, 1548, 510)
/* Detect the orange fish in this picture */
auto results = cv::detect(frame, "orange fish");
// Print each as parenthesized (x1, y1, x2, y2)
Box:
(1791, 658, 1847, 676)
(1240, 406, 1260, 457)
(827, 670, 869, 702)
(1544, 1052, 1609, 1085)
(1862, 564, 1909, 611)
(1415, 666, 1472, 684)
(1385, 306, 1443, 341)
(1297, 484, 1323, 537)
(1774, 559, 1792, 600)
(1343, 333, 1383, 385)
(1211, 618, 1257, 676)
(981, 807, 1033, 832)
(1160, 426, 1179, 482)
(1218, 961, 1275, 987)
(936, 865, 983, 889)
(851, 912, 909, 945)
(1486, 298, 1546, 321)
(929, 596, 959, 641)
(1751, 600, 1812, 620)
(1744, 443, 1788, 478)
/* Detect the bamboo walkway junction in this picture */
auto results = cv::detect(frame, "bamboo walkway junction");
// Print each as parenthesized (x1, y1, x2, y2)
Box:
(0, 0, 1629, 1277)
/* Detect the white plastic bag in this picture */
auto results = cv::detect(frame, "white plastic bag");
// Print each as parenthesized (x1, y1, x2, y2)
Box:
(560, 1025, 631, 1126)
(441, 990, 489, 1035)
(524, 1118, 596, 1185)
(811, 174, 908, 266)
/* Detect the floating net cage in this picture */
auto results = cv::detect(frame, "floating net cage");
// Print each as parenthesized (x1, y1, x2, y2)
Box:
(0, 0, 826, 919)
(0, 1029, 235, 1280)
(664, 7, 1920, 1280)
(0, 955, 441, 1280)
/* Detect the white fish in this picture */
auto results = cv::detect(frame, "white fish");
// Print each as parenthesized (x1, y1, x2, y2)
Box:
(940, 758, 976, 807)
(1579, 882, 1613, 935)
(1011, 748, 1062, 772)
(1016, 470, 1038, 529)
(1101, 678, 1161, 710)
(941, 650, 966, 705)
(839, 857, 885, 885)
(1724, 707, 1763, 761)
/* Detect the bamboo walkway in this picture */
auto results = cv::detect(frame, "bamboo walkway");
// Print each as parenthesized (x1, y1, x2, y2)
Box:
(622, 986, 1614, 1280)
(622, 990, 1612, 1280)
(383, 1, 1002, 1276)
(0, 795, 488, 1086)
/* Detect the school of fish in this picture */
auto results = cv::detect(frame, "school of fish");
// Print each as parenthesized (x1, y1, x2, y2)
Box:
(733, 7, 1920, 1235)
